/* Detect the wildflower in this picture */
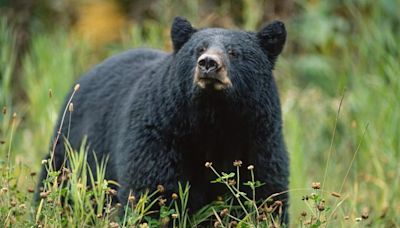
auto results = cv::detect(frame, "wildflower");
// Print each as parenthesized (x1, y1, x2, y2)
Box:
(157, 184, 165, 193)
(317, 202, 325, 211)
(233, 160, 242, 167)
(331, 192, 341, 198)
(40, 191, 50, 199)
(220, 208, 229, 217)
(273, 200, 283, 206)
(361, 207, 369, 219)
(41, 160, 48, 165)
(205, 162, 212, 168)
(229, 221, 238, 227)
(228, 179, 236, 186)
(10, 200, 17, 207)
(107, 188, 117, 196)
(258, 214, 267, 221)
(247, 165, 254, 170)
(74, 84, 80, 91)
(139, 223, 149, 228)
(128, 195, 135, 203)
(68, 103, 74, 112)
(1, 187, 8, 194)
(158, 198, 167, 206)
(171, 193, 178, 200)
(109, 222, 119, 228)
(311, 182, 321, 189)
(302, 195, 309, 201)
(171, 213, 178, 219)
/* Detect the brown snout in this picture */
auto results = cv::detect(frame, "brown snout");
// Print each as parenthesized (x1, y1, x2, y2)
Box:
(195, 53, 231, 90)
(197, 54, 222, 74)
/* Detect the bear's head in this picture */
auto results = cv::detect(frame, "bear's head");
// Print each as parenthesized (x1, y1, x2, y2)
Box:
(170, 16, 286, 95)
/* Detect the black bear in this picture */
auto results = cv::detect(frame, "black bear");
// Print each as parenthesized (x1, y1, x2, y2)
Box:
(37, 17, 289, 223)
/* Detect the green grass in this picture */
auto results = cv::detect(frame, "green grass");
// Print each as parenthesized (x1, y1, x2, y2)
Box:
(1, 0, 400, 226)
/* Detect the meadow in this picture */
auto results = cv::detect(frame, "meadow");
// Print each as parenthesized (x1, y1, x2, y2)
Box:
(0, 0, 399, 227)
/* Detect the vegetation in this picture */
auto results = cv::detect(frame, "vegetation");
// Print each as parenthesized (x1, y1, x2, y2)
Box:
(0, 0, 399, 227)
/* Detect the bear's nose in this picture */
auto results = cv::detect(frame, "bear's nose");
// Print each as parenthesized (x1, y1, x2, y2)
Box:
(197, 54, 221, 74)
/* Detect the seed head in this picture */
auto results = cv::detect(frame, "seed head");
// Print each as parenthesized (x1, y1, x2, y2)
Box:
(355, 217, 362, 222)
(264, 206, 273, 213)
(233, 160, 242, 167)
(361, 207, 369, 219)
(274, 200, 283, 206)
(229, 221, 238, 227)
(158, 198, 167, 206)
(214, 221, 221, 227)
(109, 222, 119, 228)
(41, 160, 48, 165)
(10, 200, 17, 207)
(68, 103, 74, 112)
(40, 191, 50, 199)
(247, 165, 254, 170)
(331, 192, 341, 198)
(171, 193, 178, 200)
(228, 179, 236, 186)
(74, 84, 80, 91)
(1, 187, 8, 194)
(157, 184, 165, 193)
(220, 208, 229, 217)
(171, 213, 178, 219)
(107, 188, 117, 196)
(317, 202, 325, 211)
(128, 195, 135, 203)
(258, 214, 267, 221)
(312, 182, 321, 189)
(97, 213, 102, 218)
(205, 162, 212, 168)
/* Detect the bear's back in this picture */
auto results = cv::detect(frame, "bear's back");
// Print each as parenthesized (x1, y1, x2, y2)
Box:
(60, 48, 168, 158)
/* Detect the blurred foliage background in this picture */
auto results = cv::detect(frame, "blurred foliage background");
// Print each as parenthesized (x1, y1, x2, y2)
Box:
(0, 0, 399, 226)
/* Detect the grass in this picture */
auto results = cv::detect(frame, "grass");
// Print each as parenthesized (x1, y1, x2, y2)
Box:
(1, 0, 400, 226)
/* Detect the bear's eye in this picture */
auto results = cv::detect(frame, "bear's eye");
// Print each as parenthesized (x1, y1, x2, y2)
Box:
(227, 49, 238, 58)
(197, 46, 207, 55)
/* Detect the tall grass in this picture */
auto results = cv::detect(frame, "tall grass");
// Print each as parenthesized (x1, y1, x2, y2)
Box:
(0, 0, 399, 226)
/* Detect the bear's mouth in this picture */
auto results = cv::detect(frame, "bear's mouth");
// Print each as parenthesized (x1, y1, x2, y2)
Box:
(194, 70, 232, 91)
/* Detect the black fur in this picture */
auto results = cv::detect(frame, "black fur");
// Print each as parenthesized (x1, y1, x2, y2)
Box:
(36, 17, 290, 224)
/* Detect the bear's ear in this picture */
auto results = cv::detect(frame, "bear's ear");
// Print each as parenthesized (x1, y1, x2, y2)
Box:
(171, 16, 196, 52)
(257, 20, 286, 64)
